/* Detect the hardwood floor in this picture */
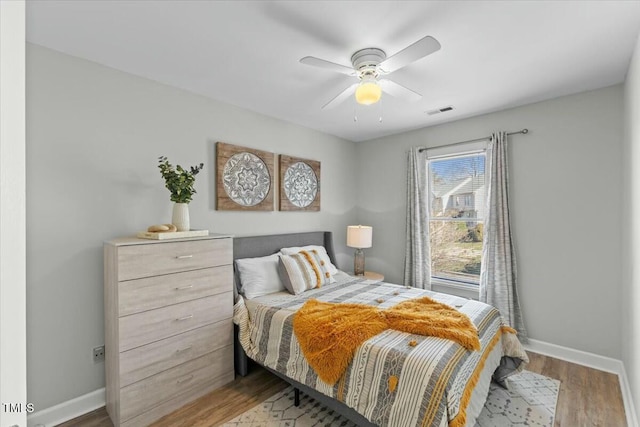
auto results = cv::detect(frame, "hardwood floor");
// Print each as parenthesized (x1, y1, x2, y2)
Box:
(58, 352, 626, 427)
(526, 352, 626, 426)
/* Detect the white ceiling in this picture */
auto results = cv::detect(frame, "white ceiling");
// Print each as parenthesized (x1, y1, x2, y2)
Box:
(26, 1, 640, 142)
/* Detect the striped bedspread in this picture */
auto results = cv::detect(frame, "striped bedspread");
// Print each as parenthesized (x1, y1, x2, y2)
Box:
(234, 273, 526, 427)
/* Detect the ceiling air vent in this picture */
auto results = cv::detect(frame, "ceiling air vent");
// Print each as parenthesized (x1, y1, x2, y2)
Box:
(426, 105, 454, 116)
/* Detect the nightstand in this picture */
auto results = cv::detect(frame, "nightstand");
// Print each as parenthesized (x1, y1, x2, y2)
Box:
(354, 271, 384, 281)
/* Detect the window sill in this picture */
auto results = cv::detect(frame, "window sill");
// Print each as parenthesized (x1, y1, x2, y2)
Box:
(430, 278, 480, 300)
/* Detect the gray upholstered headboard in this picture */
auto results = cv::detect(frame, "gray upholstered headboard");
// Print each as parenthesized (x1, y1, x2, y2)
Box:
(233, 231, 336, 264)
(232, 231, 336, 297)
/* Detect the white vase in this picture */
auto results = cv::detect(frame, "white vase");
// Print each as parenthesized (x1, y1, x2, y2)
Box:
(172, 203, 190, 232)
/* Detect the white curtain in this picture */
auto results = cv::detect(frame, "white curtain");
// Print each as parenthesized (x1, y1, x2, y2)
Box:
(404, 147, 431, 289)
(480, 132, 527, 341)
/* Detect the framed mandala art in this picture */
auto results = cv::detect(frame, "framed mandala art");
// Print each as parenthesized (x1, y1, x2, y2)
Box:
(279, 155, 320, 211)
(216, 142, 275, 211)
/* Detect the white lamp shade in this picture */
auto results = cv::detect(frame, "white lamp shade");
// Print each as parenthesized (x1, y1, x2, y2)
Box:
(347, 225, 373, 249)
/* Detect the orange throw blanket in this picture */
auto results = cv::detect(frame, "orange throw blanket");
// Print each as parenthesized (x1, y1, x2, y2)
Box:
(293, 296, 480, 385)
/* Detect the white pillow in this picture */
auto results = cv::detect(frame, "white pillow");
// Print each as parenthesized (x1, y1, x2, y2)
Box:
(278, 251, 336, 295)
(279, 245, 338, 275)
(235, 254, 285, 299)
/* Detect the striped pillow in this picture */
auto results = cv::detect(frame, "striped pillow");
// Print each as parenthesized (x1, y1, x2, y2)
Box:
(279, 245, 338, 275)
(278, 250, 335, 295)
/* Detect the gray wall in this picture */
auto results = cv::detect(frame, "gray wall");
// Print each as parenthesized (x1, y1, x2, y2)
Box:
(26, 44, 358, 410)
(356, 85, 624, 359)
(622, 32, 640, 418)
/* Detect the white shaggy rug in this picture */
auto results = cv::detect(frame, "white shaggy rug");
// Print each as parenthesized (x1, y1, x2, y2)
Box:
(223, 370, 559, 427)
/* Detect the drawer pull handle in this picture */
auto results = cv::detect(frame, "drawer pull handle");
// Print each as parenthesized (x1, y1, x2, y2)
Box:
(176, 255, 193, 259)
(175, 285, 194, 291)
(177, 374, 194, 384)
(176, 314, 193, 321)
(176, 345, 193, 354)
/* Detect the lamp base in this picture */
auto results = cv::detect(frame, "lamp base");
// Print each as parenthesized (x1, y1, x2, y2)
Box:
(354, 248, 365, 276)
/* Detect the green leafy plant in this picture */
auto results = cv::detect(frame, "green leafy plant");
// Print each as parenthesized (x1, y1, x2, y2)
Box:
(158, 156, 204, 204)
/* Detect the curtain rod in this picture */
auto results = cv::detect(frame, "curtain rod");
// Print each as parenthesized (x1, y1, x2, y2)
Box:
(418, 129, 529, 152)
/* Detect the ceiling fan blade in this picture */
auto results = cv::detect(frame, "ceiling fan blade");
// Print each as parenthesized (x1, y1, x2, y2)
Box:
(300, 56, 356, 76)
(379, 36, 441, 74)
(322, 83, 358, 109)
(379, 79, 422, 102)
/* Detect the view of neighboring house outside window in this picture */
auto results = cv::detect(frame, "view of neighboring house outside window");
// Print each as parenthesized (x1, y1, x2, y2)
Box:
(428, 152, 485, 285)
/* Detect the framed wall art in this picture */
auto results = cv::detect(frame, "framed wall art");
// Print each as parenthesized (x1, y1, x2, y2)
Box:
(279, 154, 320, 211)
(216, 142, 275, 211)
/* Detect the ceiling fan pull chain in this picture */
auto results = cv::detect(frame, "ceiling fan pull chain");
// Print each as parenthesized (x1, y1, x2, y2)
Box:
(353, 107, 358, 122)
(379, 99, 383, 123)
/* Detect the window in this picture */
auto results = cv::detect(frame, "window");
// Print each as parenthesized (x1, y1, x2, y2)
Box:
(428, 152, 485, 285)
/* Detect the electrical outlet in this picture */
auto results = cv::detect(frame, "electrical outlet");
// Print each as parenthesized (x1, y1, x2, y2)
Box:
(93, 345, 105, 363)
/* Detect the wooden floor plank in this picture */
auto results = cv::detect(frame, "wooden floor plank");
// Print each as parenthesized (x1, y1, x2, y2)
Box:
(57, 352, 626, 427)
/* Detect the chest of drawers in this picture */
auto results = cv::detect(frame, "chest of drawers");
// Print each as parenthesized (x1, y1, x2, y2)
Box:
(104, 234, 234, 427)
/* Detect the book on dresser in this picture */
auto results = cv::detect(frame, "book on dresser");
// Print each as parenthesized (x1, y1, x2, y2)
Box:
(104, 233, 234, 427)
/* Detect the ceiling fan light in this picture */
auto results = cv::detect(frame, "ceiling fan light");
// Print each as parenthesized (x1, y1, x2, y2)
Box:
(355, 81, 382, 105)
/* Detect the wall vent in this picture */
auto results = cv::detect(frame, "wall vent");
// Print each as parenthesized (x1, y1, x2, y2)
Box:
(426, 105, 454, 116)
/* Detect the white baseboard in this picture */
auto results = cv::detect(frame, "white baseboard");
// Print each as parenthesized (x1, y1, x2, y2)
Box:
(27, 388, 105, 427)
(524, 338, 638, 427)
(525, 338, 623, 373)
(618, 364, 639, 427)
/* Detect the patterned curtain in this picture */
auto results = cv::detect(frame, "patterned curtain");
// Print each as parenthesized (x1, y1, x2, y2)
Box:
(404, 147, 431, 289)
(480, 132, 527, 341)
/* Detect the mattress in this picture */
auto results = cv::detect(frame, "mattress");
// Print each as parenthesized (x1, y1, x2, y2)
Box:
(234, 272, 525, 427)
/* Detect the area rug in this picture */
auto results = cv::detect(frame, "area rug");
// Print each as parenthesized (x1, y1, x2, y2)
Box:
(222, 370, 559, 427)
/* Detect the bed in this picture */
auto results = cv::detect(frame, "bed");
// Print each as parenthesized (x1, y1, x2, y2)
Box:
(232, 231, 527, 427)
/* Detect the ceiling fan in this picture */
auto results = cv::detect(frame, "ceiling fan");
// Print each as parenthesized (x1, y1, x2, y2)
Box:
(300, 35, 441, 109)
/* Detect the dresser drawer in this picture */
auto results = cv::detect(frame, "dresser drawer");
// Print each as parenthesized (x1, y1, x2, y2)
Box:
(119, 320, 233, 387)
(120, 371, 234, 427)
(119, 345, 233, 422)
(119, 293, 233, 351)
(117, 239, 232, 281)
(118, 266, 232, 317)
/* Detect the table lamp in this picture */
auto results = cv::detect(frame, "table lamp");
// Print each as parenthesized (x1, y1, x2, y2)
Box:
(347, 225, 372, 276)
